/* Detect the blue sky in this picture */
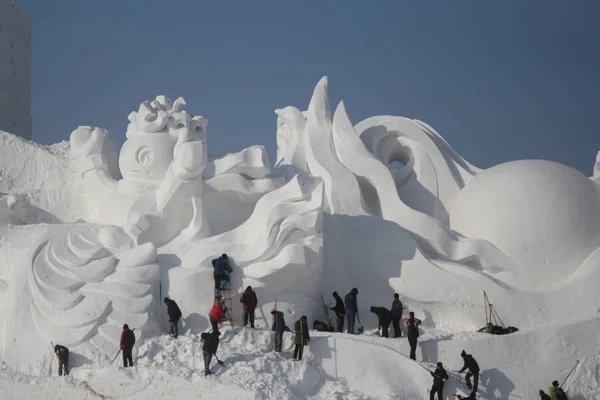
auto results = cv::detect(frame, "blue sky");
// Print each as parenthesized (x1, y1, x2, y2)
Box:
(16, 0, 600, 173)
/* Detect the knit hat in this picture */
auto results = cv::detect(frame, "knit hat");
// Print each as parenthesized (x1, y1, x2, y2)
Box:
(394, 293, 399, 298)
(436, 362, 443, 367)
(123, 324, 129, 330)
(552, 380, 559, 387)
(301, 315, 307, 321)
(332, 291, 338, 297)
(461, 350, 467, 357)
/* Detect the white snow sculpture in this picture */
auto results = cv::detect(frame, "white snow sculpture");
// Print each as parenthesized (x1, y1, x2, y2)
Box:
(4, 225, 160, 371)
(70, 96, 209, 245)
(450, 160, 600, 287)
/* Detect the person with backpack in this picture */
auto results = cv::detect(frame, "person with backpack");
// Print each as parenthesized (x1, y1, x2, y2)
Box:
(539, 389, 551, 400)
(201, 330, 221, 376)
(271, 309, 289, 352)
(405, 311, 422, 360)
(164, 297, 182, 338)
(391, 293, 404, 338)
(429, 361, 449, 400)
(53, 344, 69, 376)
(459, 350, 481, 392)
(240, 286, 258, 328)
(549, 380, 568, 400)
(210, 296, 227, 334)
(370, 306, 393, 338)
(293, 316, 310, 361)
(344, 287, 359, 334)
(329, 291, 346, 333)
(212, 254, 233, 296)
(120, 324, 136, 368)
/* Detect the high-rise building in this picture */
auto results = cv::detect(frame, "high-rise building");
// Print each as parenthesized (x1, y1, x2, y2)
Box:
(0, 0, 31, 140)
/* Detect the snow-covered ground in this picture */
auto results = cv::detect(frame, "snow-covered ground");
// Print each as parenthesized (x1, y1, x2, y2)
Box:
(1, 79, 599, 399)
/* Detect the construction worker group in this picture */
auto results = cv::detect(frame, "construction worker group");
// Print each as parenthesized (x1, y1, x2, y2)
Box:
(50, 253, 573, 398)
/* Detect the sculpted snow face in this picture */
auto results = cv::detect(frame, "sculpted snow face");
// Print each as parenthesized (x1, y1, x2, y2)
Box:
(70, 96, 209, 245)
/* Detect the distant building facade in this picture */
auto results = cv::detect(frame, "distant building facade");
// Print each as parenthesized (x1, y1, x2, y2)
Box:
(0, 0, 31, 140)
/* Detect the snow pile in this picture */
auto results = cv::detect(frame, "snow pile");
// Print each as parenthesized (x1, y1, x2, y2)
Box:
(0, 131, 91, 223)
(1, 77, 599, 399)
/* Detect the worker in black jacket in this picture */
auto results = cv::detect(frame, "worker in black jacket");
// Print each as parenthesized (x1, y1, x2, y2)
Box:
(329, 291, 345, 332)
(370, 306, 392, 338)
(459, 350, 480, 392)
(53, 344, 69, 376)
(164, 297, 182, 338)
(429, 362, 449, 400)
(201, 330, 221, 376)
(344, 288, 359, 334)
(391, 293, 403, 338)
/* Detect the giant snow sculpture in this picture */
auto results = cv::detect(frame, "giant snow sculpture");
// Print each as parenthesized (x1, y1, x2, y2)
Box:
(2, 77, 600, 379)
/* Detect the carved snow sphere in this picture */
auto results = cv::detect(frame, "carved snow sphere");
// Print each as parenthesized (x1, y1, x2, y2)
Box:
(450, 160, 600, 286)
(119, 133, 177, 183)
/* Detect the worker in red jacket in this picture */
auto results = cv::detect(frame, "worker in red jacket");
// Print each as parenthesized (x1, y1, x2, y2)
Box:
(209, 297, 227, 334)
(405, 311, 422, 360)
(120, 324, 136, 367)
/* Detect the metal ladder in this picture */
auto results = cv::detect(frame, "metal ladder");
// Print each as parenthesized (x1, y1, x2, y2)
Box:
(220, 280, 234, 326)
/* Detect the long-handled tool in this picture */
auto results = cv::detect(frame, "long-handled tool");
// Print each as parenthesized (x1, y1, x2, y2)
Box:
(561, 360, 580, 387)
(111, 328, 135, 364)
(214, 354, 226, 367)
(356, 312, 364, 334)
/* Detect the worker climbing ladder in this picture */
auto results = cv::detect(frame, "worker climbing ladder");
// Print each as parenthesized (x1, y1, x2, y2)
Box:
(220, 280, 234, 327)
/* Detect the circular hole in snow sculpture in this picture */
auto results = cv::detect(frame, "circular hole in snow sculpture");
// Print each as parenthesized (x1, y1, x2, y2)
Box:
(387, 147, 411, 169)
(389, 160, 406, 169)
(145, 113, 158, 123)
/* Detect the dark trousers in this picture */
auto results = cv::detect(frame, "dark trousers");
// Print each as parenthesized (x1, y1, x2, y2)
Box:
(123, 347, 133, 367)
(380, 321, 390, 338)
(466, 371, 479, 391)
(336, 314, 345, 333)
(430, 384, 443, 400)
(210, 316, 219, 333)
(169, 318, 179, 338)
(274, 331, 283, 352)
(408, 336, 418, 360)
(346, 309, 356, 334)
(392, 315, 402, 338)
(293, 344, 304, 360)
(58, 358, 69, 376)
(203, 350, 213, 375)
(243, 309, 255, 327)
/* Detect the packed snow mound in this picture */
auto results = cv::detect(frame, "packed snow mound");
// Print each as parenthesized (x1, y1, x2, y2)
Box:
(0, 131, 91, 223)
(450, 160, 600, 287)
